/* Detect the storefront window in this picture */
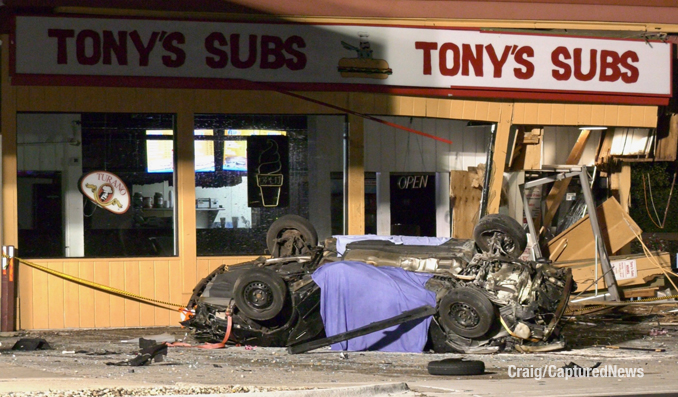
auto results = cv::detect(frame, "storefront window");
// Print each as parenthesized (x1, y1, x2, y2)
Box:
(17, 113, 176, 258)
(194, 115, 343, 256)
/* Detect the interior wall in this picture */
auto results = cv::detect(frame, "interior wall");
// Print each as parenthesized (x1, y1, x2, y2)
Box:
(16, 113, 84, 257)
(364, 117, 491, 173)
(542, 126, 603, 166)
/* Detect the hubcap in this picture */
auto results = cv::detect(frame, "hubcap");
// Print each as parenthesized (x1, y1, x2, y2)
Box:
(243, 281, 273, 310)
(449, 302, 480, 328)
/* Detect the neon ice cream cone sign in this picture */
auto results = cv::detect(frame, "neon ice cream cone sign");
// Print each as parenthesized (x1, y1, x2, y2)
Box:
(256, 139, 283, 207)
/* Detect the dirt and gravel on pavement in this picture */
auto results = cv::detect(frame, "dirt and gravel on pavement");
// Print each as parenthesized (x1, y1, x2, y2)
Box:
(1, 306, 678, 397)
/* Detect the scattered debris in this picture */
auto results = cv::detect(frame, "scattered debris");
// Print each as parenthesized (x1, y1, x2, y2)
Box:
(650, 328, 670, 336)
(120, 333, 176, 344)
(106, 343, 168, 366)
(11, 338, 51, 351)
(594, 345, 666, 352)
(562, 361, 602, 376)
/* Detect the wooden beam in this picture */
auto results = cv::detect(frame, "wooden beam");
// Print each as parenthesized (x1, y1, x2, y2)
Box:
(487, 103, 513, 214)
(176, 111, 198, 299)
(1, 34, 18, 247)
(542, 128, 591, 228)
(450, 171, 482, 238)
(347, 114, 365, 235)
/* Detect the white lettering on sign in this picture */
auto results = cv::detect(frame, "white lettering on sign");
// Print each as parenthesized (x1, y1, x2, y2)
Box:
(398, 175, 429, 189)
(13, 16, 672, 101)
(611, 259, 638, 281)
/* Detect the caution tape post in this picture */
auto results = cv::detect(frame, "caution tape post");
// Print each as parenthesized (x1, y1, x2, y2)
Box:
(1, 246, 17, 332)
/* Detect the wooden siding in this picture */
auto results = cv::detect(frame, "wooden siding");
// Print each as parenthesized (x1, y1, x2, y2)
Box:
(16, 256, 256, 330)
(512, 102, 658, 128)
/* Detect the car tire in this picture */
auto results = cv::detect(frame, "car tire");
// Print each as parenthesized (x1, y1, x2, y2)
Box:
(233, 268, 287, 321)
(473, 214, 527, 258)
(438, 287, 495, 339)
(266, 215, 318, 257)
(427, 359, 485, 376)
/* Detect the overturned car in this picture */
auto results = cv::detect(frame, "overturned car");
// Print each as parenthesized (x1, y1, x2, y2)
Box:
(183, 214, 573, 354)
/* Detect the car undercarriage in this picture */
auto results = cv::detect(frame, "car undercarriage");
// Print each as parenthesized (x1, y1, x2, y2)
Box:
(183, 214, 574, 353)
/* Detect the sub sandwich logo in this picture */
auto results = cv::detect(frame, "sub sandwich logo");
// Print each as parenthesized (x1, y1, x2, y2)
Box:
(78, 171, 130, 214)
(337, 34, 392, 79)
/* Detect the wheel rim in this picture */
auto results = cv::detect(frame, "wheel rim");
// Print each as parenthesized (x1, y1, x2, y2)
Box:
(242, 281, 274, 310)
(448, 302, 480, 329)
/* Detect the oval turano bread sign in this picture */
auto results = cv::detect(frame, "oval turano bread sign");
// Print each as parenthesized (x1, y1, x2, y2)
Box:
(78, 171, 130, 214)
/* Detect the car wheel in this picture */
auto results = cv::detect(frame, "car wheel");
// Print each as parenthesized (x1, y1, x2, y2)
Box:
(473, 214, 527, 258)
(266, 215, 318, 258)
(233, 268, 287, 321)
(438, 288, 495, 339)
(427, 359, 485, 376)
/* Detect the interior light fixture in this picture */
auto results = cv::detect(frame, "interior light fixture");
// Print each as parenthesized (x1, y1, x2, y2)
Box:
(579, 126, 608, 130)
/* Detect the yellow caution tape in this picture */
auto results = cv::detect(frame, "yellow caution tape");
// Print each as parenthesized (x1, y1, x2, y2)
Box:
(4, 255, 184, 310)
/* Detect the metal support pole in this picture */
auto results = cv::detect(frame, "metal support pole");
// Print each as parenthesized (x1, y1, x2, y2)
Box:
(521, 186, 543, 259)
(578, 169, 621, 301)
(1, 245, 16, 331)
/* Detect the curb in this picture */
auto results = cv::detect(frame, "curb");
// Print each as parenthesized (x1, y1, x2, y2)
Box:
(143, 382, 410, 397)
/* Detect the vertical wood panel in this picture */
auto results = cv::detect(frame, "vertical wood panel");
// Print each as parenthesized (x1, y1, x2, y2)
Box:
(28, 87, 46, 110)
(512, 102, 526, 124)
(644, 106, 658, 126)
(449, 101, 464, 119)
(577, 104, 592, 125)
(461, 101, 477, 120)
(109, 262, 126, 328)
(472, 101, 488, 121)
(93, 261, 111, 328)
(356, 93, 376, 114)
(550, 104, 566, 125)
(177, 110, 198, 300)
(64, 262, 80, 328)
(31, 265, 49, 329)
(2, 33, 19, 249)
(590, 105, 606, 125)
(139, 262, 155, 326)
(425, 98, 439, 118)
(124, 261, 141, 327)
(436, 99, 452, 119)
(78, 261, 95, 328)
(630, 106, 648, 126)
(169, 260, 182, 322)
(154, 261, 171, 326)
(347, 114, 365, 234)
(399, 97, 414, 116)
(537, 103, 552, 125)
(564, 104, 579, 125)
(604, 105, 620, 126)
(412, 97, 427, 117)
(196, 260, 209, 291)
(47, 262, 65, 330)
(18, 267, 34, 330)
(373, 94, 392, 115)
(487, 103, 514, 214)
